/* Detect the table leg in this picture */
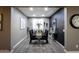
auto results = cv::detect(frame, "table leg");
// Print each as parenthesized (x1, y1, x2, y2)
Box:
(38, 38, 40, 44)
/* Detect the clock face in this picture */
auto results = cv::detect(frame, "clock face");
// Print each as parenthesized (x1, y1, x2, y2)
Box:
(72, 16, 79, 27)
(70, 14, 79, 29)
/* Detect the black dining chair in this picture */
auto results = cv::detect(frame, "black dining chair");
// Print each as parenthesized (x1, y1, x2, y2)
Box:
(42, 30, 48, 44)
(29, 30, 37, 44)
(29, 30, 33, 43)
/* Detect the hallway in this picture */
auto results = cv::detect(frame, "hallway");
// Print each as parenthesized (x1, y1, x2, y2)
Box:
(0, 7, 67, 53)
(10, 7, 65, 53)
(13, 35, 65, 53)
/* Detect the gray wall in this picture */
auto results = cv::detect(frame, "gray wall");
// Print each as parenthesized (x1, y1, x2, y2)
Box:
(65, 7, 79, 51)
(11, 7, 28, 48)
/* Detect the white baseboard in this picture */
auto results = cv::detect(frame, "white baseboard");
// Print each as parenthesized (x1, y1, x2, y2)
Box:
(55, 40, 68, 53)
(67, 51, 79, 53)
(10, 36, 27, 53)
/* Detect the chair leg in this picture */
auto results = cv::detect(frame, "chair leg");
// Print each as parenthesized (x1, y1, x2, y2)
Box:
(46, 39, 48, 43)
(29, 39, 32, 44)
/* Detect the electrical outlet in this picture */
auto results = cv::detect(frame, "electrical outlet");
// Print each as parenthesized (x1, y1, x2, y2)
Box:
(76, 44, 78, 48)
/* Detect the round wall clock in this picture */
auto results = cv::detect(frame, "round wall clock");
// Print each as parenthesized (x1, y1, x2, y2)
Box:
(70, 14, 79, 29)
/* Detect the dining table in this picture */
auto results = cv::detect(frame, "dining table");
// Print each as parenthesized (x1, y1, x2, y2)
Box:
(32, 30, 43, 43)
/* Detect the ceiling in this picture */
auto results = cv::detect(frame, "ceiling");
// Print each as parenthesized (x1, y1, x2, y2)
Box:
(17, 7, 60, 17)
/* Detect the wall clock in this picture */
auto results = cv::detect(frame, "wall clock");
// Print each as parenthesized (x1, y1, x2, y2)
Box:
(70, 14, 79, 29)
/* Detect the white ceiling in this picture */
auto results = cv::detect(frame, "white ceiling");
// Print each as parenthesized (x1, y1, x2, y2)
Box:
(17, 7, 60, 17)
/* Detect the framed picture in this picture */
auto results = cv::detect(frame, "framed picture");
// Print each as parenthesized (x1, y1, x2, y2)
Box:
(0, 13, 3, 31)
(44, 22, 45, 26)
(20, 18, 26, 30)
(52, 18, 57, 33)
(46, 23, 48, 27)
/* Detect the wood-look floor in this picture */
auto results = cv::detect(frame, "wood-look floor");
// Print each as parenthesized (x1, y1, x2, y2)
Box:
(13, 35, 65, 53)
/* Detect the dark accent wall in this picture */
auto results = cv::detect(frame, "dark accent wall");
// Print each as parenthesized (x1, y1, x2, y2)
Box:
(50, 9, 64, 45)
(0, 7, 11, 50)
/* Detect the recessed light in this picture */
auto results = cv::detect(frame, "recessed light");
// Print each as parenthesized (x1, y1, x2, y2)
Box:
(42, 14, 45, 17)
(33, 14, 36, 17)
(29, 7, 33, 11)
(44, 7, 48, 11)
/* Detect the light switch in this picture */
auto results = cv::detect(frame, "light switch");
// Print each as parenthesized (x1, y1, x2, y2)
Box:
(76, 44, 78, 48)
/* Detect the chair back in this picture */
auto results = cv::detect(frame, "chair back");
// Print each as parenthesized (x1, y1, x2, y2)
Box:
(29, 30, 33, 38)
(45, 30, 48, 36)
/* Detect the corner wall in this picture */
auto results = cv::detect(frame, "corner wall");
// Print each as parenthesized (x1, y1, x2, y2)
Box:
(11, 7, 28, 49)
(65, 7, 79, 51)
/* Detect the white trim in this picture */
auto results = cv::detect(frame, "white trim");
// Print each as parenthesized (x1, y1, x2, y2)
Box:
(67, 51, 79, 53)
(55, 40, 68, 53)
(10, 36, 27, 53)
(64, 8, 68, 50)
